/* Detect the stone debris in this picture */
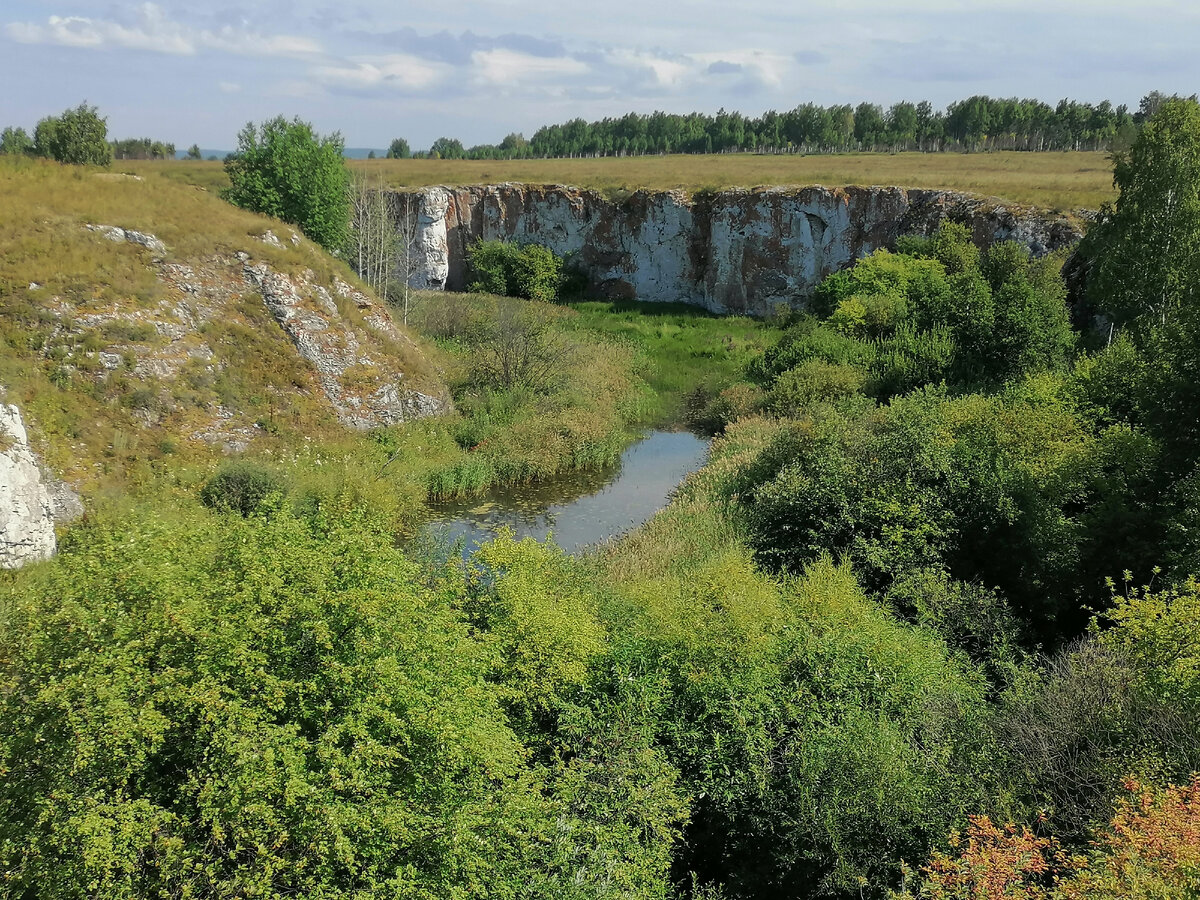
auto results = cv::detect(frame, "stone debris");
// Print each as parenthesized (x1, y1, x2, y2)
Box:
(405, 184, 1084, 316)
(85, 224, 167, 254)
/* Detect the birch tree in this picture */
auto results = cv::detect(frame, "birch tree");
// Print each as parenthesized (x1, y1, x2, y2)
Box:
(347, 177, 422, 324)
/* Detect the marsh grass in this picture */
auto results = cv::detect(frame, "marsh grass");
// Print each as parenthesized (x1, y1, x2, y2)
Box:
(561, 300, 783, 424)
(134, 151, 1116, 212)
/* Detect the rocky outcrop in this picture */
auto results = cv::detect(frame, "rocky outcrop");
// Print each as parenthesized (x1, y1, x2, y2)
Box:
(85, 224, 167, 254)
(0, 405, 58, 569)
(33, 230, 448, 465)
(403, 184, 1082, 316)
(242, 263, 445, 429)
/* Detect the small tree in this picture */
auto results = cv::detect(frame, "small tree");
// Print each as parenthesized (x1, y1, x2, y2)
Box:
(223, 116, 350, 251)
(33, 102, 112, 166)
(346, 178, 422, 325)
(0, 126, 33, 156)
(186, 143, 202, 160)
(1085, 98, 1200, 331)
(386, 138, 411, 159)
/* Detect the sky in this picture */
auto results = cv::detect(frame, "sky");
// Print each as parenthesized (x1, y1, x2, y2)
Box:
(2, 1, 1197, 150)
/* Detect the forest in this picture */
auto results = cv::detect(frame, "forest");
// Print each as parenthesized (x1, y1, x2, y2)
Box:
(1, 96, 1200, 900)
(408, 92, 1182, 161)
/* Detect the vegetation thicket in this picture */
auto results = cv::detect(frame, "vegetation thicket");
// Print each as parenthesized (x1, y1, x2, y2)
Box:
(31, 102, 113, 167)
(223, 115, 351, 251)
(6, 100, 1200, 900)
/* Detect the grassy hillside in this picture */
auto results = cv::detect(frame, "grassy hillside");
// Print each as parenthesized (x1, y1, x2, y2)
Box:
(0, 156, 446, 491)
(134, 151, 1117, 212)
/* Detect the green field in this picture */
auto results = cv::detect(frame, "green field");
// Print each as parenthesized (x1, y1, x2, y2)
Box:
(132, 150, 1117, 213)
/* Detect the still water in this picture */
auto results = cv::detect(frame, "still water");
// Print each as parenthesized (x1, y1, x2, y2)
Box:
(425, 430, 709, 555)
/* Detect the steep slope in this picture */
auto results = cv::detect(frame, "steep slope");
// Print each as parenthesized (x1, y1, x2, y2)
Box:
(0, 158, 449, 491)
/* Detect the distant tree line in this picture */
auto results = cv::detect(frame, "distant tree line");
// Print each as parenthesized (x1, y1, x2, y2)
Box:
(1, 102, 183, 165)
(395, 92, 1186, 160)
(110, 137, 176, 160)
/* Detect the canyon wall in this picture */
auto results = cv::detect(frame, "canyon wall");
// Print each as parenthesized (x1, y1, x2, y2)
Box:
(404, 184, 1082, 316)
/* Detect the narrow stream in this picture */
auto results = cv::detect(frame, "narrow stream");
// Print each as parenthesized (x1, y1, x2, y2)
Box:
(424, 430, 709, 556)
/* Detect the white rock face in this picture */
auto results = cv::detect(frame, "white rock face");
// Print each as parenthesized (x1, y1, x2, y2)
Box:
(0, 405, 57, 569)
(85, 224, 167, 254)
(400, 184, 1083, 316)
(243, 263, 448, 429)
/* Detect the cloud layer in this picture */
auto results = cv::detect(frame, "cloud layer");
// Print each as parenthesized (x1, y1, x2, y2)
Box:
(6, 3, 320, 58)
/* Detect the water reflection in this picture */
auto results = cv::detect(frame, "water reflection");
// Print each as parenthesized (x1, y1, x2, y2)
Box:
(425, 430, 709, 556)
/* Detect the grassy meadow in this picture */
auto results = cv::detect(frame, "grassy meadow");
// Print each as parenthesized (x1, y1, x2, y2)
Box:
(132, 150, 1118, 213)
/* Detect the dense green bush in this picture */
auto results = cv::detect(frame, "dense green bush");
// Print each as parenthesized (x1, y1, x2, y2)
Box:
(199, 460, 286, 515)
(223, 116, 350, 251)
(0, 507, 687, 899)
(780, 223, 1073, 399)
(467, 239, 563, 302)
(32, 102, 112, 167)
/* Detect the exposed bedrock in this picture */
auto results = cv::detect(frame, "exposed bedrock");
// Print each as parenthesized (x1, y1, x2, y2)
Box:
(0, 404, 82, 569)
(404, 184, 1082, 316)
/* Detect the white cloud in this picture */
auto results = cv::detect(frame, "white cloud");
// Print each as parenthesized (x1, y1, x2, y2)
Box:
(470, 48, 589, 85)
(312, 54, 448, 92)
(5, 3, 321, 58)
(219, 81, 241, 93)
(693, 50, 794, 87)
(607, 49, 693, 88)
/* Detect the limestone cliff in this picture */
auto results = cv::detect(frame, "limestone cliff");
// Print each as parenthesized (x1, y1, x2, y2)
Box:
(0, 405, 59, 569)
(405, 184, 1081, 316)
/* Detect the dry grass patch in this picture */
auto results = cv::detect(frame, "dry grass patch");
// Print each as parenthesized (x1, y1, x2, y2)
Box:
(128, 152, 1115, 213)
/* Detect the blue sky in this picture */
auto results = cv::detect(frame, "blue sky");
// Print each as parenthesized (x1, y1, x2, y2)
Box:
(2, 1, 1196, 149)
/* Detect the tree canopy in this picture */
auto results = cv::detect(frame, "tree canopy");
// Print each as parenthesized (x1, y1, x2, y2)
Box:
(32, 102, 112, 166)
(223, 115, 351, 251)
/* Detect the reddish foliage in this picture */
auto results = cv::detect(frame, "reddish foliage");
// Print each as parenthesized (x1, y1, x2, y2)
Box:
(911, 775, 1200, 899)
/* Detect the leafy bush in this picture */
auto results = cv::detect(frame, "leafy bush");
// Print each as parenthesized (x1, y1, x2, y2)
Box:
(767, 359, 868, 416)
(33, 102, 112, 167)
(771, 223, 1073, 399)
(898, 776, 1200, 900)
(0, 505, 692, 898)
(223, 116, 350, 251)
(467, 239, 563, 302)
(199, 460, 286, 515)
(695, 381, 766, 431)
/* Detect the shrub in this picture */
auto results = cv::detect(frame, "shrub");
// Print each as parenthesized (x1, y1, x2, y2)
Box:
(511, 243, 563, 303)
(33, 102, 112, 167)
(467, 240, 563, 302)
(199, 460, 286, 515)
(223, 116, 350, 251)
(467, 239, 520, 295)
(767, 359, 867, 416)
(0, 506, 581, 898)
(695, 381, 766, 431)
